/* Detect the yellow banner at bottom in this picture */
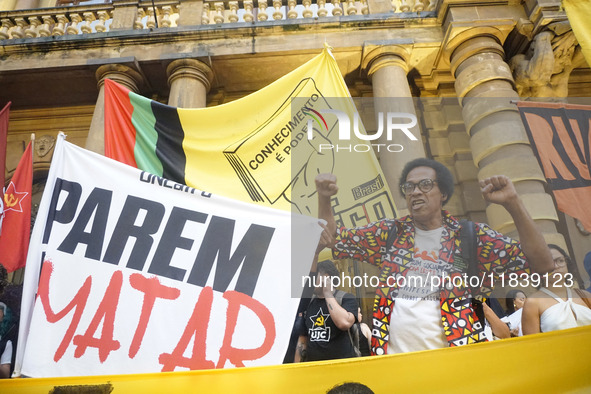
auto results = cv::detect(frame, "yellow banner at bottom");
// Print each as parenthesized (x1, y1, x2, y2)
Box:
(2, 325, 590, 393)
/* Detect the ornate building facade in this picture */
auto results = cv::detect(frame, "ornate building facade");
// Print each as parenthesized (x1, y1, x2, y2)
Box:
(1, 0, 590, 297)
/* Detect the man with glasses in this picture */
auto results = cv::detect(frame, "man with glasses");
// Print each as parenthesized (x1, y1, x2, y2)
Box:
(315, 158, 554, 355)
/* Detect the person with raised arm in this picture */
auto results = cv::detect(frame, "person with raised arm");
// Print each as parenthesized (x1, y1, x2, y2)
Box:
(315, 158, 553, 355)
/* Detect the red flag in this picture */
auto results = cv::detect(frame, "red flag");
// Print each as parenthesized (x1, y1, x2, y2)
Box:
(516, 101, 591, 230)
(0, 140, 33, 272)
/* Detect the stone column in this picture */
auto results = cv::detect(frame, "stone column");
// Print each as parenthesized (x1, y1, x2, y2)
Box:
(166, 59, 213, 108)
(448, 31, 563, 245)
(86, 64, 142, 155)
(362, 45, 426, 213)
(38, 0, 54, 8)
(0, 0, 17, 11)
(14, 0, 37, 9)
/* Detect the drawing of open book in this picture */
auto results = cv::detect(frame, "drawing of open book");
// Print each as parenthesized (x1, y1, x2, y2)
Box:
(223, 78, 339, 211)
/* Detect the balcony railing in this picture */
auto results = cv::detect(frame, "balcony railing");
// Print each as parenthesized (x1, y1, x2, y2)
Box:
(0, 0, 438, 40)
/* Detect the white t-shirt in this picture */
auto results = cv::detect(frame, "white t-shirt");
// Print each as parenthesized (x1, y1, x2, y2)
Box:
(388, 227, 451, 354)
(1, 339, 12, 365)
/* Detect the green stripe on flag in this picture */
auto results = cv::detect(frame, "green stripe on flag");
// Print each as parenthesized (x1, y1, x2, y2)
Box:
(130, 92, 164, 176)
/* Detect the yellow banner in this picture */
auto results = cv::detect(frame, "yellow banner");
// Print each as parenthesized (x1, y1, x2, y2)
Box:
(3, 325, 590, 393)
(176, 48, 395, 222)
(564, 0, 591, 67)
(105, 47, 396, 231)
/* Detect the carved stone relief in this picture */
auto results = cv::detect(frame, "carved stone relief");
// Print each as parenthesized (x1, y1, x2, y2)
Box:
(35, 134, 56, 158)
(510, 21, 586, 98)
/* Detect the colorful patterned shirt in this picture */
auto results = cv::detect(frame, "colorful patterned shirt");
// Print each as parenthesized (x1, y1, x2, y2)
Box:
(332, 210, 530, 355)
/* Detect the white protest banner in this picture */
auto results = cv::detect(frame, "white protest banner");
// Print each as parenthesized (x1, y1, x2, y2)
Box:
(16, 135, 322, 377)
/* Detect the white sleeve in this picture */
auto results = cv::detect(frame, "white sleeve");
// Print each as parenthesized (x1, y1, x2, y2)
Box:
(1, 340, 12, 365)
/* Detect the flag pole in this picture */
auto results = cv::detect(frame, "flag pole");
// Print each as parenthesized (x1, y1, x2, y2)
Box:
(151, 0, 159, 28)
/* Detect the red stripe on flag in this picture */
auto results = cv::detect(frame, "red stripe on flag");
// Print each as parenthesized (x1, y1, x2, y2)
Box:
(0, 141, 32, 272)
(104, 79, 138, 168)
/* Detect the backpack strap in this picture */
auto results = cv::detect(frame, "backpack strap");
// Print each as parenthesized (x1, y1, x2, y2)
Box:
(347, 323, 362, 357)
(458, 219, 485, 324)
(459, 219, 478, 283)
(385, 220, 398, 254)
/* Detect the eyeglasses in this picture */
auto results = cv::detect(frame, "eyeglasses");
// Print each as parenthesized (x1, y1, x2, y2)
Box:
(553, 257, 567, 267)
(400, 178, 437, 196)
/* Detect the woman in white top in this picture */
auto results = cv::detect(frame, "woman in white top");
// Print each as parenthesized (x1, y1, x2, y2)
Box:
(522, 244, 591, 334)
(502, 289, 527, 336)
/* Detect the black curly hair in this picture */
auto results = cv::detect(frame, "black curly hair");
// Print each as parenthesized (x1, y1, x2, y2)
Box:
(399, 158, 455, 205)
(317, 260, 340, 278)
(505, 289, 526, 314)
(548, 244, 585, 289)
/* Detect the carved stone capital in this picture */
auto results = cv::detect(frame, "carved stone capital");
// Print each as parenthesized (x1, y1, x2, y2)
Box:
(166, 59, 214, 93)
(95, 64, 142, 92)
(446, 35, 515, 100)
(361, 44, 412, 80)
(442, 25, 510, 70)
(449, 35, 505, 78)
(524, 0, 567, 36)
